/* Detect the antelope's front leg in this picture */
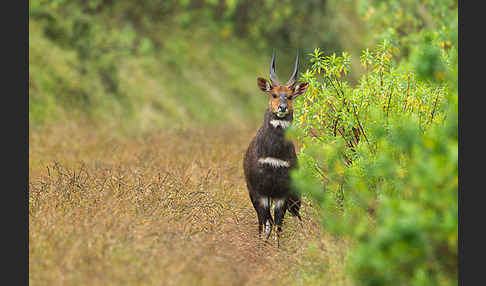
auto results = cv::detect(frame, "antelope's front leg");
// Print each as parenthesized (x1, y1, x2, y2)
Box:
(256, 196, 274, 241)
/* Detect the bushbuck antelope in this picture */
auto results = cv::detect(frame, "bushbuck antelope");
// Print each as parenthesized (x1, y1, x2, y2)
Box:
(243, 50, 309, 247)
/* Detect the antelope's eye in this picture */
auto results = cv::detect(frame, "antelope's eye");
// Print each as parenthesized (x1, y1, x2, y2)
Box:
(272, 94, 277, 99)
(287, 95, 293, 100)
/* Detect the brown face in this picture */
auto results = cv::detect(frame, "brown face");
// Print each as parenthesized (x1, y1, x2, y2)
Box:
(257, 78, 309, 118)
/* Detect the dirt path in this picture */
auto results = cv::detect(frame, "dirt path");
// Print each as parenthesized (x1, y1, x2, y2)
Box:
(29, 124, 343, 286)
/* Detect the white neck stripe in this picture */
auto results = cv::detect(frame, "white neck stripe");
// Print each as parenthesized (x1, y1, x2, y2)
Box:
(269, 120, 291, 128)
(258, 157, 290, 168)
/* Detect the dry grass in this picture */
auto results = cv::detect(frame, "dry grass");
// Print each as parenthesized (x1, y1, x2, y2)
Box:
(29, 123, 351, 286)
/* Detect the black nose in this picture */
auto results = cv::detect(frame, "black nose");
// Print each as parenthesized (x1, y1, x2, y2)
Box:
(279, 104, 287, 111)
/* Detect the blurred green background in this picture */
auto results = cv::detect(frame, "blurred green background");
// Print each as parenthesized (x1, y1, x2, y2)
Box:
(29, 0, 396, 131)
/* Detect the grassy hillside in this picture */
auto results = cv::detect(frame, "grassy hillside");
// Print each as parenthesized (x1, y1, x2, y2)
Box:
(30, 17, 275, 132)
(29, 0, 369, 132)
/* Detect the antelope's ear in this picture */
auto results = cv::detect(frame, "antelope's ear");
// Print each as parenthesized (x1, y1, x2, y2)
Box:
(257, 77, 272, 93)
(292, 82, 309, 97)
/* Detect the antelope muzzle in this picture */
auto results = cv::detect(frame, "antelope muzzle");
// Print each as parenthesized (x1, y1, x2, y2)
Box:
(276, 97, 288, 118)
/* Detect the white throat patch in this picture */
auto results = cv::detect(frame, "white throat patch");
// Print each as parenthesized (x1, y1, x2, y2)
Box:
(269, 120, 291, 129)
(258, 157, 290, 168)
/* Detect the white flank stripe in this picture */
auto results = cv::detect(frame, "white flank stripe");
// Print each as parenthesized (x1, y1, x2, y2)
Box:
(269, 120, 291, 128)
(258, 157, 290, 168)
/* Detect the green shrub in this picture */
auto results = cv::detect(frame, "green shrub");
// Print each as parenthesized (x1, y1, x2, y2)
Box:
(288, 16, 457, 284)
